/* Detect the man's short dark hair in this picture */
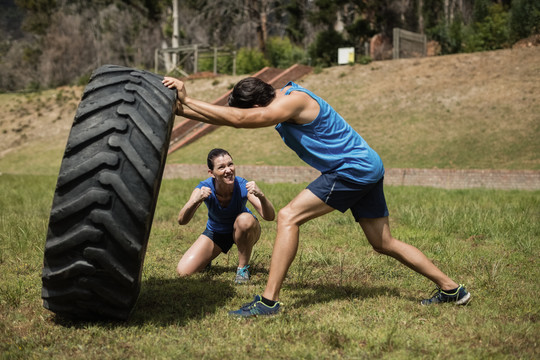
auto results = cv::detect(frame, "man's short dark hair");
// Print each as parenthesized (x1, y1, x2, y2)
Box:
(228, 77, 276, 108)
(207, 148, 231, 170)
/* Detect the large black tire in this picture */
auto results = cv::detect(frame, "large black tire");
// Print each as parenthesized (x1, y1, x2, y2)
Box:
(42, 65, 177, 320)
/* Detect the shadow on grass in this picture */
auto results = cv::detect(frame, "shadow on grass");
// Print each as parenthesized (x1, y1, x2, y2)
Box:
(130, 276, 235, 326)
(52, 275, 236, 328)
(49, 273, 409, 328)
(287, 283, 403, 309)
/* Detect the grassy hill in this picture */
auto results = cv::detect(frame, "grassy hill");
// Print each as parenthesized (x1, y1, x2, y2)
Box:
(1, 46, 538, 175)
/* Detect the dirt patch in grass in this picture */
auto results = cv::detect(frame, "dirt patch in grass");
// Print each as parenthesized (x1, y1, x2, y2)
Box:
(0, 76, 244, 155)
(0, 86, 81, 156)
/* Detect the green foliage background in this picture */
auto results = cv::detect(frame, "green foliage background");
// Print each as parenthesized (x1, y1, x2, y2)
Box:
(2, 0, 539, 91)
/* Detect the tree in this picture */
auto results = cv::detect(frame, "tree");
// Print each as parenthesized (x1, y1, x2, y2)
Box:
(308, 28, 348, 66)
(285, 0, 309, 45)
(2, 0, 530, 91)
(473, 0, 490, 22)
(15, 0, 58, 35)
(509, 0, 540, 42)
(463, 3, 510, 51)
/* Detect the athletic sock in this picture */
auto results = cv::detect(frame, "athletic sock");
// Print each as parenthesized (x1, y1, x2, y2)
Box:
(442, 286, 459, 294)
(261, 296, 277, 307)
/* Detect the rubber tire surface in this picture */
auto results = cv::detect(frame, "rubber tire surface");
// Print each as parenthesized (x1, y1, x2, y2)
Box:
(42, 65, 176, 320)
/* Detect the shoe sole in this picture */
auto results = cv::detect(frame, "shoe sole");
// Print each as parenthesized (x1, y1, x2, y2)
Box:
(229, 311, 280, 318)
(456, 292, 471, 305)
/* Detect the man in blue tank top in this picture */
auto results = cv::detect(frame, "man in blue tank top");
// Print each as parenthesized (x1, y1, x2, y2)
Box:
(163, 76, 471, 317)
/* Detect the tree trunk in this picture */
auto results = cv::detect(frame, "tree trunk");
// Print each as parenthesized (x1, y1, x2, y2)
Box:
(171, 0, 179, 71)
(253, 0, 268, 54)
(418, 0, 424, 33)
(161, 40, 172, 72)
(444, 0, 450, 27)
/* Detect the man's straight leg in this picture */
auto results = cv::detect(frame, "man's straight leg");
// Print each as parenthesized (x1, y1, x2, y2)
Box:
(358, 216, 459, 290)
(262, 189, 335, 301)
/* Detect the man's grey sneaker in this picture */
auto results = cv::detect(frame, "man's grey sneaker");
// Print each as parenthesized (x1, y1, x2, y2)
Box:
(234, 265, 250, 284)
(421, 284, 471, 306)
(228, 295, 281, 318)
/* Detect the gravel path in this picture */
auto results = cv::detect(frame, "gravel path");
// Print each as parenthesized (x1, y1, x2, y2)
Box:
(164, 164, 540, 191)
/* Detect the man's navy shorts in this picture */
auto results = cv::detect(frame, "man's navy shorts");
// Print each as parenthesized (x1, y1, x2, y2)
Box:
(306, 173, 389, 221)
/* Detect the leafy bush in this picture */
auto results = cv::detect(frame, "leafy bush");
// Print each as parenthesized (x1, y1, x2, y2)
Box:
(235, 47, 269, 75)
(197, 50, 234, 74)
(265, 36, 307, 68)
(357, 55, 372, 65)
(428, 3, 512, 54)
(308, 29, 349, 67)
(509, 0, 540, 42)
(426, 15, 465, 54)
(462, 4, 510, 52)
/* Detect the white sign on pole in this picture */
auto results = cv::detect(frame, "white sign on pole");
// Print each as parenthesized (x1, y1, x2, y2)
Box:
(338, 47, 355, 65)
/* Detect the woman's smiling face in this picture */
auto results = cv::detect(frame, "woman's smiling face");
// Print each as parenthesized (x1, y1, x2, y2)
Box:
(209, 154, 235, 185)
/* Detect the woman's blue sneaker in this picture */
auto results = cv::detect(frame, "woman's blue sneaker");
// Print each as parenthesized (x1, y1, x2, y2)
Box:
(228, 295, 281, 317)
(421, 284, 471, 305)
(234, 265, 250, 284)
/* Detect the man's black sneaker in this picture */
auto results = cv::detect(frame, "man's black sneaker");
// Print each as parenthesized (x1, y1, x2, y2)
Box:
(228, 295, 281, 317)
(421, 284, 471, 306)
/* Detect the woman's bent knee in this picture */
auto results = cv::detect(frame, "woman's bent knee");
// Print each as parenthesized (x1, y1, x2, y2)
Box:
(234, 213, 257, 231)
(176, 267, 189, 277)
(176, 261, 198, 277)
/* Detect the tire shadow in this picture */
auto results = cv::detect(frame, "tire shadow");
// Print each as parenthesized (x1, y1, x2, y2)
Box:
(51, 276, 236, 328)
(129, 276, 235, 326)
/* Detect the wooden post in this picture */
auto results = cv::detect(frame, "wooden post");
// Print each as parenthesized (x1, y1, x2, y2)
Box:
(232, 51, 237, 76)
(193, 44, 198, 74)
(213, 47, 218, 75)
(172, 0, 179, 68)
(393, 28, 400, 59)
(154, 49, 159, 73)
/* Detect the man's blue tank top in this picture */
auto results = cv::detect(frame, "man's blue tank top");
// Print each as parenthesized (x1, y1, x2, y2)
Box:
(196, 176, 253, 233)
(274, 82, 384, 184)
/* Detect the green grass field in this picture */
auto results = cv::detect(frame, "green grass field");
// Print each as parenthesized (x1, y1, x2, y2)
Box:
(1, 174, 538, 359)
(0, 47, 539, 359)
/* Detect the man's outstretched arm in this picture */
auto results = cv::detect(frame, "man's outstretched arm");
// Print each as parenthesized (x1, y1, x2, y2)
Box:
(163, 76, 303, 129)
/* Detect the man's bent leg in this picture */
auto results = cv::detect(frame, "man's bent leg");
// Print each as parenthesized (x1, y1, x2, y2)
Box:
(358, 216, 459, 290)
(262, 190, 335, 301)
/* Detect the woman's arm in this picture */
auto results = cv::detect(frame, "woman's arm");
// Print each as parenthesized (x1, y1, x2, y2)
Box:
(177, 187, 211, 225)
(246, 181, 275, 221)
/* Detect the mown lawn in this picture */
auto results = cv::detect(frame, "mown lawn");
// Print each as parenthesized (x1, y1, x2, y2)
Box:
(1, 47, 538, 359)
(1, 174, 538, 359)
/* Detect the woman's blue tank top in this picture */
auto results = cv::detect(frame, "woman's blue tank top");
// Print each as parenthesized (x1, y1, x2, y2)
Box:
(196, 176, 253, 233)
